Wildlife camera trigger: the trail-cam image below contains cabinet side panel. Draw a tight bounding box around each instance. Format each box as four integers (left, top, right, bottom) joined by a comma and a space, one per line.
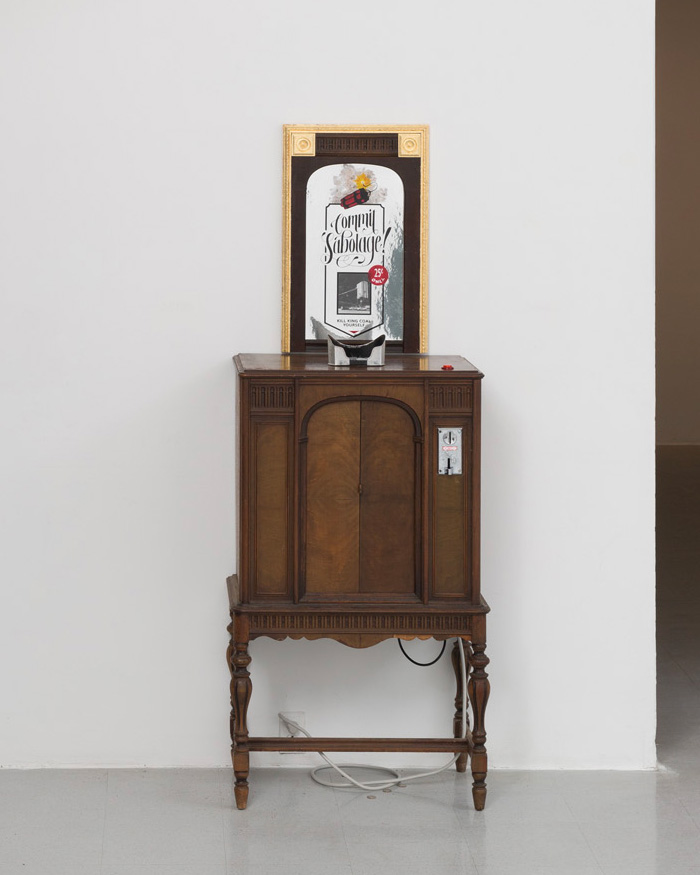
434, 475, 466, 595
471, 380, 481, 601
431, 418, 471, 598
359, 401, 418, 594
251, 420, 292, 597
304, 402, 361, 594
237, 376, 249, 602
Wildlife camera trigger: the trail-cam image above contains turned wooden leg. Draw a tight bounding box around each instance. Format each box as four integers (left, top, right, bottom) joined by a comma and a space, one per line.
467, 622, 490, 810
451, 639, 469, 772
228, 614, 252, 810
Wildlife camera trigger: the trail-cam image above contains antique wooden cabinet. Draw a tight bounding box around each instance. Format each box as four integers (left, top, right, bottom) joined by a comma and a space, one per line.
227, 353, 489, 810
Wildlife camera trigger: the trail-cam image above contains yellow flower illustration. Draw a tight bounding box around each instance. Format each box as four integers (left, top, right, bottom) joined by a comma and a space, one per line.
354, 172, 371, 190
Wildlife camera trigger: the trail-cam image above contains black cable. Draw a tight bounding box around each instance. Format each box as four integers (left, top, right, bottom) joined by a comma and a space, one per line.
397, 638, 447, 666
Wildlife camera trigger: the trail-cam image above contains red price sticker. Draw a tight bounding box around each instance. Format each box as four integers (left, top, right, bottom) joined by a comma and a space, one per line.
368, 265, 389, 286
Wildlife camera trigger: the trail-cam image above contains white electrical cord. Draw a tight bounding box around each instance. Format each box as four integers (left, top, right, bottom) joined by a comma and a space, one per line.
278, 637, 469, 791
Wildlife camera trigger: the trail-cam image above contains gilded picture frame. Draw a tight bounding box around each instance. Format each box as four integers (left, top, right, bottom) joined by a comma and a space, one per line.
282, 124, 429, 354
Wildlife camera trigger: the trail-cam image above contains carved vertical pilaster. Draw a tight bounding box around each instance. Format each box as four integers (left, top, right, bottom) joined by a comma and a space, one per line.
451, 640, 469, 772
467, 639, 490, 810
228, 615, 252, 810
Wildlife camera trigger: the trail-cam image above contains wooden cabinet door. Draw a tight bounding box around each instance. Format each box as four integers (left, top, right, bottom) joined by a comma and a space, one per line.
303, 398, 420, 599
358, 401, 417, 595
304, 401, 361, 595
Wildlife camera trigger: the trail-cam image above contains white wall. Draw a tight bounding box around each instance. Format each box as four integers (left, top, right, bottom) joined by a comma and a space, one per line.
657, 0, 700, 445
0, 0, 655, 769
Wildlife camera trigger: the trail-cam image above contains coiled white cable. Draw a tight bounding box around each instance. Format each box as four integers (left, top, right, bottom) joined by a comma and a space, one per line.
277, 637, 469, 791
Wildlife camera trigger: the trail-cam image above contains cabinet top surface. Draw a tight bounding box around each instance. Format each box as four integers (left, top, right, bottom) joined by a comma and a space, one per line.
234, 353, 483, 377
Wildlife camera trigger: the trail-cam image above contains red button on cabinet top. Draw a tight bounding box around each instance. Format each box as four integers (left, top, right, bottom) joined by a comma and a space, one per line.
441, 364, 454, 370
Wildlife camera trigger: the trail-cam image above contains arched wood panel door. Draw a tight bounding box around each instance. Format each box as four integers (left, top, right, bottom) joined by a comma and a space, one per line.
300, 398, 422, 600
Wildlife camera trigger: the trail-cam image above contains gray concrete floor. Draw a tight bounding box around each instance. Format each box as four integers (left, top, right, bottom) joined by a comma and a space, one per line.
1, 447, 699, 874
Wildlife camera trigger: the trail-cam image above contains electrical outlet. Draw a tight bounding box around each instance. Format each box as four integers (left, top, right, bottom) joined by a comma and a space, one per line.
278, 711, 305, 738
